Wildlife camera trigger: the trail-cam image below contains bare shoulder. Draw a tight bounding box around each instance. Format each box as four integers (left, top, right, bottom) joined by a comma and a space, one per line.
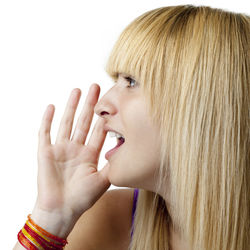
65, 188, 135, 250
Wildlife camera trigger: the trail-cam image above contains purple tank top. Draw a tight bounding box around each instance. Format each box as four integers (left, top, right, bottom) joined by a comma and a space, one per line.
131, 188, 139, 238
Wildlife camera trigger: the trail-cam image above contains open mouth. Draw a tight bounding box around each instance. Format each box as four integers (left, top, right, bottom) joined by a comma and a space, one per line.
116, 136, 125, 147
109, 131, 125, 149
105, 131, 125, 159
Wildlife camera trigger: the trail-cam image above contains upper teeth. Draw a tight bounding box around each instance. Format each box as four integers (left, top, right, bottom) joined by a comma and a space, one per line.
108, 131, 124, 139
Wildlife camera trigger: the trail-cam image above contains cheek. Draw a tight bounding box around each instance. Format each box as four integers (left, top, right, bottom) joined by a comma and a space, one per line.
107, 127, 160, 188
123, 100, 161, 166
108, 97, 161, 188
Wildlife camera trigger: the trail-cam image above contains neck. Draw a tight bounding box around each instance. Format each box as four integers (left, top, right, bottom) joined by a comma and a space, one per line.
169, 225, 190, 250
158, 191, 189, 250
153, 182, 190, 250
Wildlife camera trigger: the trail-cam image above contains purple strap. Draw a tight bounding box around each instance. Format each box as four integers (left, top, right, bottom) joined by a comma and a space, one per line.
131, 188, 139, 238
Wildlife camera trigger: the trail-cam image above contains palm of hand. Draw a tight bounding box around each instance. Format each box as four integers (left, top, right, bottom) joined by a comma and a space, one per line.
35, 85, 110, 217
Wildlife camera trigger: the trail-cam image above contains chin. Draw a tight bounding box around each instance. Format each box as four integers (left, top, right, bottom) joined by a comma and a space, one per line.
107, 172, 145, 191
108, 175, 128, 187
107, 170, 132, 188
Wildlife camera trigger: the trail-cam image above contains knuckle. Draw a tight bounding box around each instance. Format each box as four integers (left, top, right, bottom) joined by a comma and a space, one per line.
38, 127, 48, 136
81, 126, 89, 135
63, 117, 73, 126
38, 146, 53, 158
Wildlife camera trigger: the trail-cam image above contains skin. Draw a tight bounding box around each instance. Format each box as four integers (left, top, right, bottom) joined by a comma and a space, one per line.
14, 75, 188, 250
94, 74, 189, 250
94, 73, 162, 191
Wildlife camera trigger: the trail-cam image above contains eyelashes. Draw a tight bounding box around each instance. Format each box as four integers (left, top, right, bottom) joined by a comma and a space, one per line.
114, 73, 139, 89
124, 76, 137, 88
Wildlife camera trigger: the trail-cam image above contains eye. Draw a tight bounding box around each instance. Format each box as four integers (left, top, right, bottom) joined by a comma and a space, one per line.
124, 76, 137, 88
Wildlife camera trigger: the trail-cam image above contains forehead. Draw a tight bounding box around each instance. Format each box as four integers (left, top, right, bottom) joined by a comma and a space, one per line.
105, 18, 155, 86
105, 9, 174, 92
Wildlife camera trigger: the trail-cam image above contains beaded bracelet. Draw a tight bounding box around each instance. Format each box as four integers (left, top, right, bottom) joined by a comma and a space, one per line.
18, 214, 68, 250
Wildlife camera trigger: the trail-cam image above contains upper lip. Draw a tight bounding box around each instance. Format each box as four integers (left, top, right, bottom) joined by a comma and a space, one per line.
104, 125, 124, 137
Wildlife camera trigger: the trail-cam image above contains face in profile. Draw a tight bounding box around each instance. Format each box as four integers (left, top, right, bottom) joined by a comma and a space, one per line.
95, 73, 162, 191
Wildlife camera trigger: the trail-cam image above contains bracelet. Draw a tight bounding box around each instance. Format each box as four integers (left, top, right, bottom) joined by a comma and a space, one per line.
17, 214, 68, 250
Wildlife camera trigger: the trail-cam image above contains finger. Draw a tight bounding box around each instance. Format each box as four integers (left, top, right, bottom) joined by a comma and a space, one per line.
71, 84, 100, 144
98, 162, 110, 180
38, 104, 55, 147
87, 117, 107, 154
96, 162, 110, 189
55, 88, 81, 143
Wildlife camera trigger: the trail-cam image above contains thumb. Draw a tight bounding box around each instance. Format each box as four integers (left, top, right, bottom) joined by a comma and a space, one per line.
98, 162, 110, 188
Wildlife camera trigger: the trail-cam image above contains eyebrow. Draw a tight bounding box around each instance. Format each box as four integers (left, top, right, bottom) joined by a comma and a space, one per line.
119, 72, 137, 80
110, 72, 138, 85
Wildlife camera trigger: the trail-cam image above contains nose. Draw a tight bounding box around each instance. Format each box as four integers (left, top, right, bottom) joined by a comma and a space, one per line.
94, 87, 117, 118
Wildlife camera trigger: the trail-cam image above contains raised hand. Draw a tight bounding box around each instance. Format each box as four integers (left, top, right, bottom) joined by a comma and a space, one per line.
33, 84, 110, 230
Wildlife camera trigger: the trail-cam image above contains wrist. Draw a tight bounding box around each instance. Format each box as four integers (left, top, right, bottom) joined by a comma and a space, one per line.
31, 205, 80, 239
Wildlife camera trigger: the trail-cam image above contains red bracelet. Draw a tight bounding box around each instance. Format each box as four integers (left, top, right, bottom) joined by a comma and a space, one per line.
23, 223, 54, 249
18, 230, 37, 250
28, 214, 68, 245
17, 214, 68, 250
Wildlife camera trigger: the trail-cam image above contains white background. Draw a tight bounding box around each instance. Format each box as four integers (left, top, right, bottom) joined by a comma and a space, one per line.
0, 0, 249, 248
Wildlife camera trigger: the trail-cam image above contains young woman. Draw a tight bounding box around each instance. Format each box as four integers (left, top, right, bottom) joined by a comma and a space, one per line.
14, 5, 249, 250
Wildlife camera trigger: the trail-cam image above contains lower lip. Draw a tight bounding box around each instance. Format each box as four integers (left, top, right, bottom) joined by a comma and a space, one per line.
105, 140, 124, 160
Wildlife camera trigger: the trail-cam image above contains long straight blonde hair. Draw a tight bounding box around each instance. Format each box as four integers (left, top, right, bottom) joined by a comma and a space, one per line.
106, 5, 250, 250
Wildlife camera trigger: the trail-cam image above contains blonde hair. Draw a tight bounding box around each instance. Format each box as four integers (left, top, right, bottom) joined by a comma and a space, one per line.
106, 5, 250, 250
